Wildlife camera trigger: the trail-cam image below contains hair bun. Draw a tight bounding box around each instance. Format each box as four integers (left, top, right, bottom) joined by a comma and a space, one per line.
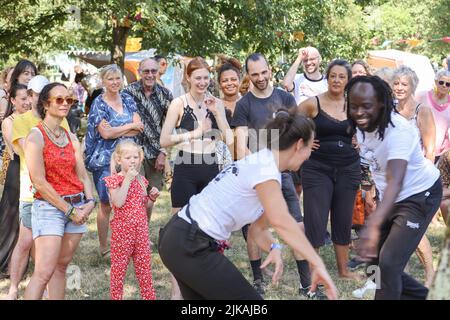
216, 54, 242, 72
273, 109, 290, 119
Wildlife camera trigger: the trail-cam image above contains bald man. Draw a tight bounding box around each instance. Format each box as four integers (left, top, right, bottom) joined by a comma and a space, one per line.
282, 46, 328, 105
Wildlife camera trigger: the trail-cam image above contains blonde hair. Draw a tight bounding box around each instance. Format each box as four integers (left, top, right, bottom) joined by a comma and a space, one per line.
99, 64, 123, 88
110, 139, 144, 174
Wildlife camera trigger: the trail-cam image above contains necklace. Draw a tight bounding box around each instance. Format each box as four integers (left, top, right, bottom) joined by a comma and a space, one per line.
42, 121, 62, 139
41, 122, 68, 148
189, 92, 204, 110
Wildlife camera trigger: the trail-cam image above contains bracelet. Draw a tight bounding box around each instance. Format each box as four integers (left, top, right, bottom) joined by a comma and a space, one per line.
270, 243, 284, 251
65, 205, 75, 220
182, 132, 190, 143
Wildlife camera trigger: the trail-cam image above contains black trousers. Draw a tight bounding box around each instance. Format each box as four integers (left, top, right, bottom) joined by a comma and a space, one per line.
374, 179, 442, 300
301, 159, 361, 247
158, 214, 262, 300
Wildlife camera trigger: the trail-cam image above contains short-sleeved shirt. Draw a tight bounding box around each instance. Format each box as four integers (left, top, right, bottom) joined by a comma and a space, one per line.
292, 73, 328, 105
84, 91, 137, 172
178, 148, 281, 240
357, 112, 440, 202
231, 88, 297, 152
103, 173, 149, 223
12, 110, 70, 202
123, 81, 173, 160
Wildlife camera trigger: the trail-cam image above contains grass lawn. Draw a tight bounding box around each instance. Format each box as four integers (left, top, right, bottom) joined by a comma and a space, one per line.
0, 189, 446, 300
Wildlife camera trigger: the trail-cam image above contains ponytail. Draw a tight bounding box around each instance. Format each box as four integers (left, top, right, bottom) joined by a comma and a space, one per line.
266, 108, 315, 150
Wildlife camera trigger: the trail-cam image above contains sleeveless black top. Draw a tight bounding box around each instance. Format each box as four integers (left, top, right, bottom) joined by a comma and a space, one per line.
176, 95, 219, 140
310, 96, 359, 166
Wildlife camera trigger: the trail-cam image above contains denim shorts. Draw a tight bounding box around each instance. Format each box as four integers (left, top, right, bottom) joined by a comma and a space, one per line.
92, 165, 111, 204
31, 196, 88, 240
19, 201, 33, 229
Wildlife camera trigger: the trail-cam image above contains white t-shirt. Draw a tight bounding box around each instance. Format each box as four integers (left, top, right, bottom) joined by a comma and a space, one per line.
178, 148, 281, 240
357, 112, 440, 202
293, 73, 328, 105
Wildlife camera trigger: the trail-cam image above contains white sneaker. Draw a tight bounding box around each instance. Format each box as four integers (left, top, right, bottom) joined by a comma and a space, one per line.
352, 280, 376, 299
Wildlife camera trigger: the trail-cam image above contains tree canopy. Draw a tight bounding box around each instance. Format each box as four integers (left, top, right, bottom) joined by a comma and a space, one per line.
0, 0, 448, 70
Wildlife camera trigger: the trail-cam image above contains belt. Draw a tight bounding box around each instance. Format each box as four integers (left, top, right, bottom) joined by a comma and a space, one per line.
63, 193, 84, 205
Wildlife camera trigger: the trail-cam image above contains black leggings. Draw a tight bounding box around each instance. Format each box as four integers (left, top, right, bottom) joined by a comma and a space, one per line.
373, 179, 442, 300
171, 151, 219, 208
301, 159, 361, 247
158, 214, 262, 300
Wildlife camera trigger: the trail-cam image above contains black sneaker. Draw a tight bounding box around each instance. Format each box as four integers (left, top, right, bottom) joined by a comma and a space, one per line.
299, 285, 328, 300
347, 257, 365, 271
253, 279, 265, 298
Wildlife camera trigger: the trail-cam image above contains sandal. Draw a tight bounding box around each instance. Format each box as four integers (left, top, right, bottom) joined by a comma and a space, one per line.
100, 249, 110, 259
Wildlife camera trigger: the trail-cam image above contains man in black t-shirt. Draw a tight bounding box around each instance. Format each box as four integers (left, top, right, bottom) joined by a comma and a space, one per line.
231, 53, 324, 299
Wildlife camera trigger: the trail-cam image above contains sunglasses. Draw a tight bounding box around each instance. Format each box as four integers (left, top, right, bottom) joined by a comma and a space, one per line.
438, 80, 450, 88
141, 69, 158, 75
48, 96, 77, 105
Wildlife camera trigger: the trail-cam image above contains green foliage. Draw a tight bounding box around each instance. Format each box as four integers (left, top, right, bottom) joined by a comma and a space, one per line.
0, 0, 448, 70
365, 0, 449, 62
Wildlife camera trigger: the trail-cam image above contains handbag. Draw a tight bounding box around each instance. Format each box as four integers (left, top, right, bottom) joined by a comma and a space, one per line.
215, 140, 233, 171
352, 189, 365, 226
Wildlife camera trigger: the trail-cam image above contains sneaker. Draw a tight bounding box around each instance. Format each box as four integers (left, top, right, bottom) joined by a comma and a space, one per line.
299, 285, 328, 300
253, 279, 265, 298
347, 257, 365, 271
352, 279, 377, 299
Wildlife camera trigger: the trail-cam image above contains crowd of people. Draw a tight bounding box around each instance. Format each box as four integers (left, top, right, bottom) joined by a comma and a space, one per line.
0, 47, 449, 300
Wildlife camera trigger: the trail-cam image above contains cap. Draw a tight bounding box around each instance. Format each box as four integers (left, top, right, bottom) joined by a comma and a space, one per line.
27, 75, 49, 94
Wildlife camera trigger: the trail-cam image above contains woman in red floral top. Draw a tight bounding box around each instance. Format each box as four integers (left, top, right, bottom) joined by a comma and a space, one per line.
24, 83, 95, 300
104, 140, 159, 300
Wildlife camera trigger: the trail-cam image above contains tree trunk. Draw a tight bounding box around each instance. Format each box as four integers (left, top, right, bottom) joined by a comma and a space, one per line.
110, 17, 131, 74
427, 226, 450, 299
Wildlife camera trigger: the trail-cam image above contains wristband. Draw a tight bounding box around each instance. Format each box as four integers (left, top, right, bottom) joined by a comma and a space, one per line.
182, 133, 190, 143
270, 243, 283, 251
65, 205, 75, 220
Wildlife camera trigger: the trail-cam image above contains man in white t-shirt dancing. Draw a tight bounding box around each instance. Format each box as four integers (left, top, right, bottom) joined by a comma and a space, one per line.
347, 75, 442, 300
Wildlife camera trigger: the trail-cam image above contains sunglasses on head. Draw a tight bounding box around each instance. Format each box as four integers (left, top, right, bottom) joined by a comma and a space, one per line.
438, 80, 450, 88
48, 96, 77, 105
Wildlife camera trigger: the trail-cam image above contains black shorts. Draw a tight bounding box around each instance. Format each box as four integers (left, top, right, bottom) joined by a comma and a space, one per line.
171, 151, 219, 208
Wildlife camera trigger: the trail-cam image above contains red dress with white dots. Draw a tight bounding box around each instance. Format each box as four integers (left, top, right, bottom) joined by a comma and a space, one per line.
104, 173, 156, 300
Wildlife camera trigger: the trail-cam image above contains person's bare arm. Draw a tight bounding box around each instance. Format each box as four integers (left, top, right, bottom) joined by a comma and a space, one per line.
417, 106, 436, 162
234, 126, 251, 159
97, 113, 143, 139
282, 49, 306, 92
297, 96, 319, 118
255, 180, 338, 299
358, 159, 407, 260
160, 97, 209, 148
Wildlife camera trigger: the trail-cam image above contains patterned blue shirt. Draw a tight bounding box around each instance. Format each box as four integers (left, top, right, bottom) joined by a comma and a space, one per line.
84, 91, 137, 172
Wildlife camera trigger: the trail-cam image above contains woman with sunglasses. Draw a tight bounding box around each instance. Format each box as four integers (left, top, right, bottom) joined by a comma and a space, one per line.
418, 69, 450, 160
23, 83, 95, 299
85, 64, 144, 259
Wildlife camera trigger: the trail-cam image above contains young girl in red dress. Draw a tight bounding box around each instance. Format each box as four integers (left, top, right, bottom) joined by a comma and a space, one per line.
104, 140, 160, 300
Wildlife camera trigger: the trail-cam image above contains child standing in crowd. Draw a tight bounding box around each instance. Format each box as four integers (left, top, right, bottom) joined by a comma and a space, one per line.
104, 140, 159, 300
